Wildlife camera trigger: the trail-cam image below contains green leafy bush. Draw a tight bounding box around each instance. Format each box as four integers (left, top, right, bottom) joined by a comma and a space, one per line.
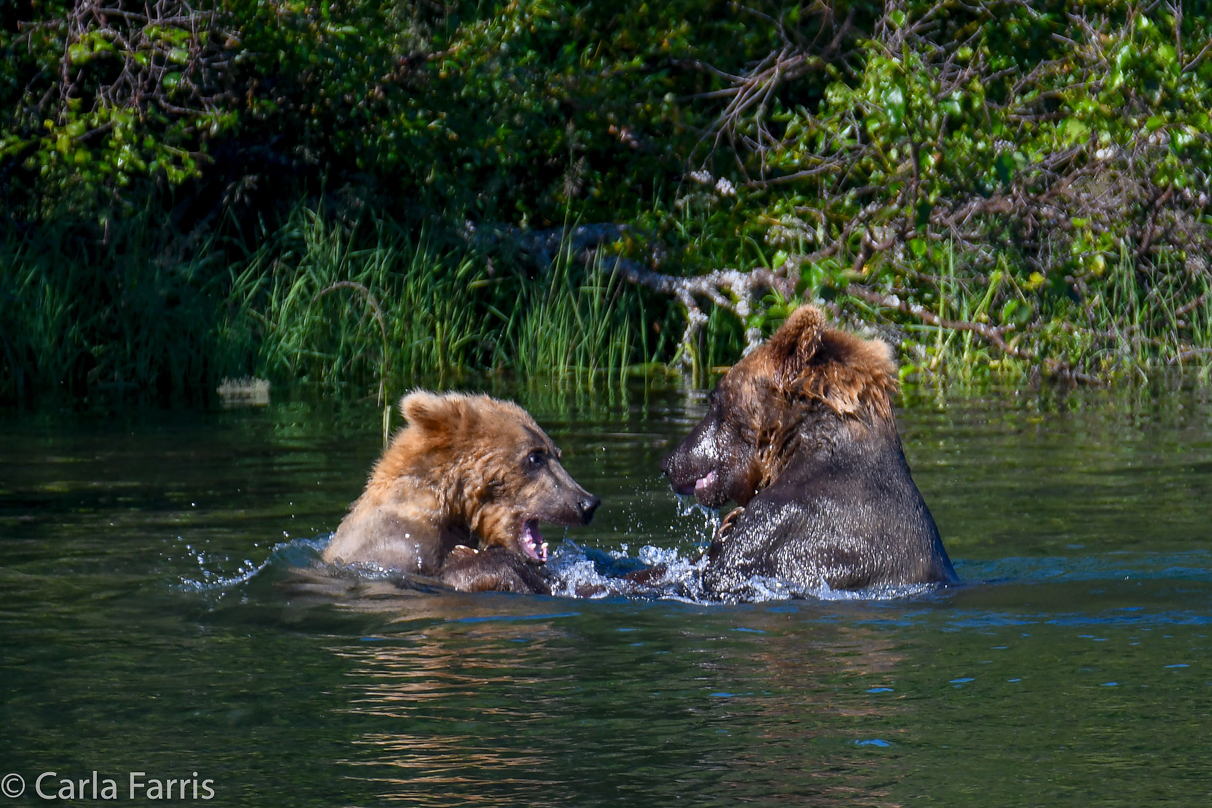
695, 1, 1212, 380
2, 1, 1211, 401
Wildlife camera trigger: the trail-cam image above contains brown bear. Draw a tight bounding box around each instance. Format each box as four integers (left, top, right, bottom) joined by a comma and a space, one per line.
661, 305, 956, 596
323, 391, 600, 594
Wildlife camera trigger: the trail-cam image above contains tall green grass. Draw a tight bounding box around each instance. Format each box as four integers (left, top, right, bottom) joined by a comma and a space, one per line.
0, 209, 230, 403
509, 244, 640, 389
223, 205, 651, 403
0, 202, 657, 405
223, 207, 497, 400
6, 199, 1212, 406
1083, 247, 1212, 380
849, 242, 1212, 388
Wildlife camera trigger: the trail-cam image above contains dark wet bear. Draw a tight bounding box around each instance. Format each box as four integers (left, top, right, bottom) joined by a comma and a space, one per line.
323, 391, 600, 594
661, 306, 956, 596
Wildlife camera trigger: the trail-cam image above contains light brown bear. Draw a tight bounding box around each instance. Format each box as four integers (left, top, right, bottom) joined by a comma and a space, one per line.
323, 391, 600, 594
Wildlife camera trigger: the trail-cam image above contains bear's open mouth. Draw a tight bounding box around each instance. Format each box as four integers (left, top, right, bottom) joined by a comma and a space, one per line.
686, 469, 719, 503
672, 468, 716, 497
519, 518, 549, 563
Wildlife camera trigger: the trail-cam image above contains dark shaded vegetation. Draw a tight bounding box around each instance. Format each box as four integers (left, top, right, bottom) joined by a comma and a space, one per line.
2, 1, 1210, 404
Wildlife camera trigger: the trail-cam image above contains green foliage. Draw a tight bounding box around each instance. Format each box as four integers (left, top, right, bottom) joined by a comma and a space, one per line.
1, 1, 237, 213
0, 210, 229, 401
661, 0, 1212, 382
509, 247, 642, 387
0, 202, 655, 404
226, 205, 648, 397
2, 0, 770, 222
3, 1, 1212, 400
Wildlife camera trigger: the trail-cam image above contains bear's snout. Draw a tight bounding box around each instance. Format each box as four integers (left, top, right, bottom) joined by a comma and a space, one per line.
660, 453, 697, 496
660, 436, 705, 497
577, 493, 601, 524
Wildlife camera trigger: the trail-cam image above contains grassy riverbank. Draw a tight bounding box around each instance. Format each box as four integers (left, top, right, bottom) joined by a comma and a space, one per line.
1, 204, 676, 405
4, 198, 1210, 407
3, 2, 1210, 403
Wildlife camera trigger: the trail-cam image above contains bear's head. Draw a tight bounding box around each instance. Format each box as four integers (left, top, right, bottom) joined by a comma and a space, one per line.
392, 391, 600, 562
660, 306, 897, 508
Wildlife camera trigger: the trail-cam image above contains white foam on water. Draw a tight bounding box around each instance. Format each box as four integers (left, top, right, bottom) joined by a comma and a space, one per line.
175, 535, 331, 592
547, 545, 609, 598
546, 540, 708, 601
547, 539, 942, 604
172, 530, 947, 605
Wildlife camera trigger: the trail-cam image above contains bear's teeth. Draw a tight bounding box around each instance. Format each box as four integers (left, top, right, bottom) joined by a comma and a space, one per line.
521, 519, 545, 561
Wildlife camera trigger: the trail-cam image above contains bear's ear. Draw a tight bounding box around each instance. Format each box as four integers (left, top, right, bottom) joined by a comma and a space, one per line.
766, 305, 825, 386
399, 391, 473, 437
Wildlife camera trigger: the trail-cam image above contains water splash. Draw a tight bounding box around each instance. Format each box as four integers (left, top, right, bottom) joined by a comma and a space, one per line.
547, 540, 711, 601
171, 533, 1209, 606
545, 541, 939, 603
173, 527, 948, 604
175, 535, 330, 592
672, 493, 721, 542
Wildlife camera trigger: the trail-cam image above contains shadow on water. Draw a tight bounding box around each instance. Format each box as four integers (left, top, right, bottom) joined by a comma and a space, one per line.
3, 383, 1212, 805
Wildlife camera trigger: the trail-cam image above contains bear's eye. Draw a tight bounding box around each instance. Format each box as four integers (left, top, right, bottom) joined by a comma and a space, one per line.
527, 450, 547, 469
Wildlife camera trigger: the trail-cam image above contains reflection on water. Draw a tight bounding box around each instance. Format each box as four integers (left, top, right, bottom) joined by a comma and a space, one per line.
2, 384, 1211, 806
326, 601, 915, 806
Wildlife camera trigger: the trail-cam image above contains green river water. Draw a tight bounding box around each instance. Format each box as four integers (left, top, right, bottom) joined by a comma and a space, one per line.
2, 384, 1210, 806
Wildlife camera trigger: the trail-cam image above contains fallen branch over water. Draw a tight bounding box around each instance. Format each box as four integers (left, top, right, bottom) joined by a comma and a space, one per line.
466, 222, 795, 368
470, 221, 1110, 383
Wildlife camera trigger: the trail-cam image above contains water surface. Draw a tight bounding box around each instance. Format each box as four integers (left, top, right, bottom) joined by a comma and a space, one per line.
2, 385, 1210, 805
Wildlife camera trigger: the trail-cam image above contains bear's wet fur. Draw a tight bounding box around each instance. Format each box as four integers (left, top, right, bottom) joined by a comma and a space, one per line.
323, 391, 600, 594
661, 305, 956, 596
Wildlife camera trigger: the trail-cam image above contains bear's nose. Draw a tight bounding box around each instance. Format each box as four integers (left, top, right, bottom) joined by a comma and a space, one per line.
578, 494, 601, 523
